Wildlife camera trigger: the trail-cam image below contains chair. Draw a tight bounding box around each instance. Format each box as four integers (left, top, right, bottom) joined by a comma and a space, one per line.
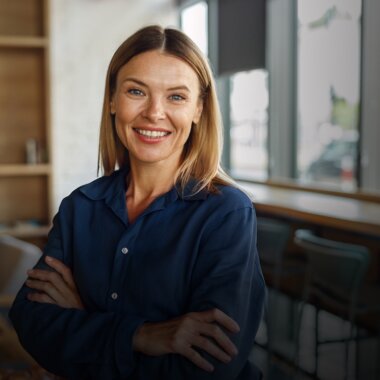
294, 229, 379, 379
0, 235, 42, 370
0, 235, 42, 296
257, 217, 292, 290
255, 217, 306, 373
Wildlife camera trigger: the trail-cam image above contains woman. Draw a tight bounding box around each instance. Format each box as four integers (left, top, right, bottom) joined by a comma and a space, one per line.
9, 25, 265, 379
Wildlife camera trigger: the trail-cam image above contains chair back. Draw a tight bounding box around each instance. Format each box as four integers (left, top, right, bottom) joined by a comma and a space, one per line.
294, 229, 370, 315
257, 217, 291, 267
0, 235, 42, 295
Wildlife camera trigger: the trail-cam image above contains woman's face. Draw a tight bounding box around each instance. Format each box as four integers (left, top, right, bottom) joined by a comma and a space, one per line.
111, 50, 203, 169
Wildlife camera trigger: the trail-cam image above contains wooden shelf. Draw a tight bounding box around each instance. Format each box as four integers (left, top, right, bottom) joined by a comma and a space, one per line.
0, 0, 51, 247
0, 164, 51, 177
0, 224, 51, 238
0, 35, 47, 48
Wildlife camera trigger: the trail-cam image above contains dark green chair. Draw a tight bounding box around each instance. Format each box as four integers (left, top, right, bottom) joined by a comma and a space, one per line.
294, 229, 379, 379
257, 217, 292, 290
255, 217, 306, 373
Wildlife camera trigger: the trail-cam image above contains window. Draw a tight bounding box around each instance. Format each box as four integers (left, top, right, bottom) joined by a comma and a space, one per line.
297, 0, 362, 191
179, 0, 380, 196
180, 1, 208, 56
230, 70, 269, 181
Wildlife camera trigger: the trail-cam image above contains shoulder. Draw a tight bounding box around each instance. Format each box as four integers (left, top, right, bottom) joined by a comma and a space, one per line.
194, 184, 254, 223
77, 169, 125, 200
67, 169, 125, 201
58, 169, 125, 212
210, 184, 254, 211
197, 185, 256, 241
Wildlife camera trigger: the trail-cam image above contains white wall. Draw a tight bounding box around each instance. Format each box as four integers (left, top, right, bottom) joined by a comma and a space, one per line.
50, 0, 178, 211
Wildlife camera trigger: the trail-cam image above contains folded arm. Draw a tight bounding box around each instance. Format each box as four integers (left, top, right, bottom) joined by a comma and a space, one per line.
25, 256, 240, 374
10, 203, 265, 379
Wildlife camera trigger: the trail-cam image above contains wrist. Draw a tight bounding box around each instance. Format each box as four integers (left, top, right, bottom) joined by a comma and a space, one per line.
132, 323, 147, 353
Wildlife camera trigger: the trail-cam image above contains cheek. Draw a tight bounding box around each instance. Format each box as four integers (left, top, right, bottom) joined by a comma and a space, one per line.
175, 119, 194, 149
114, 120, 128, 148
172, 108, 196, 129
114, 114, 134, 150
173, 116, 192, 141
114, 100, 138, 123
113, 101, 140, 140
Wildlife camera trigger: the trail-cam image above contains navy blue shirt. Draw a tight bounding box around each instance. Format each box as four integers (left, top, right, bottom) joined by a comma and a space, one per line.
9, 168, 265, 379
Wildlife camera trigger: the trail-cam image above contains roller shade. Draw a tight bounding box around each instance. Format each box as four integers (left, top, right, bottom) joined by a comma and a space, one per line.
178, 0, 266, 76
217, 0, 266, 76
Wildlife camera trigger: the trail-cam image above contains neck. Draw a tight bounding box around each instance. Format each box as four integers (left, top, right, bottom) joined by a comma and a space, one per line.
126, 159, 179, 202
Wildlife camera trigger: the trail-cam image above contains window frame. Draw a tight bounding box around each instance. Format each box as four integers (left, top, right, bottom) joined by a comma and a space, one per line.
178, 0, 380, 202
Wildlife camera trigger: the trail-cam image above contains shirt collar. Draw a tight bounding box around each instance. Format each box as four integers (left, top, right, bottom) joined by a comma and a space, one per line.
79, 167, 208, 204
79, 167, 127, 202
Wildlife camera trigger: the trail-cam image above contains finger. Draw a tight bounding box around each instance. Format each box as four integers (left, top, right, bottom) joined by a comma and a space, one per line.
192, 335, 231, 364
27, 268, 84, 310
27, 268, 58, 281
26, 270, 72, 306
27, 291, 56, 305
182, 346, 214, 372
45, 256, 76, 288
202, 308, 240, 333
25, 279, 65, 305
27, 269, 65, 291
27, 268, 71, 297
197, 321, 238, 357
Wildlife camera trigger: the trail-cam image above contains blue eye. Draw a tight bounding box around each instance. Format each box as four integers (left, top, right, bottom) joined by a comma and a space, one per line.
128, 88, 144, 96
169, 94, 185, 101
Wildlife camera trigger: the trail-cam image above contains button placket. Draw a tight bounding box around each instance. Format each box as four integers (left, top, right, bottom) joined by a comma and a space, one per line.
109, 235, 134, 307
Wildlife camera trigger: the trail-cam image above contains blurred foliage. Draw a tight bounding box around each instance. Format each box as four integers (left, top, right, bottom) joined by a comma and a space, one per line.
330, 87, 359, 130
309, 5, 337, 29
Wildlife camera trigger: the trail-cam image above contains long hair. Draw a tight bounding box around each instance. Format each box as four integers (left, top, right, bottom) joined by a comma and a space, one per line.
98, 25, 234, 193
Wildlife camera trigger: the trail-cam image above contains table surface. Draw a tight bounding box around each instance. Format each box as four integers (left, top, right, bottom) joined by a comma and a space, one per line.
239, 182, 380, 237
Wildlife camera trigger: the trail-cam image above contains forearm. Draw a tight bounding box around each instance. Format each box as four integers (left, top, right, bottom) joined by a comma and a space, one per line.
9, 289, 144, 378
130, 282, 265, 380
132, 327, 255, 380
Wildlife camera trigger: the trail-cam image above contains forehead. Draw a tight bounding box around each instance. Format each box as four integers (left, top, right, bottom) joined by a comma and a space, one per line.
116, 50, 200, 90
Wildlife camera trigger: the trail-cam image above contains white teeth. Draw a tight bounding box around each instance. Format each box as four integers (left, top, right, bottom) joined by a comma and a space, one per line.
135, 129, 170, 138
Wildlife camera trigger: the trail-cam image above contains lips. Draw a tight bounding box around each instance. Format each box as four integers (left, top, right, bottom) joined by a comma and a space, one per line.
133, 128, 171, 140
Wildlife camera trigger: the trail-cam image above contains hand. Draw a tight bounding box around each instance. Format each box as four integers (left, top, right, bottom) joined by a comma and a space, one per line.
26, 256, 84, 310
132, 308, 240, 372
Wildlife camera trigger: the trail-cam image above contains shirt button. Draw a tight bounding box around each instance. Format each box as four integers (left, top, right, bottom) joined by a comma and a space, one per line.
121, 247, 129, 254
111, 292, 118, 300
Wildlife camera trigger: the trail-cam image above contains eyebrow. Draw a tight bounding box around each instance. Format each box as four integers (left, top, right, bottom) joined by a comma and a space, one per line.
121, 77, 191, 92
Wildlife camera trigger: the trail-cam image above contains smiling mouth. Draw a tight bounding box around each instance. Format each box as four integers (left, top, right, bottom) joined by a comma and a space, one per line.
134, 128, 171, 139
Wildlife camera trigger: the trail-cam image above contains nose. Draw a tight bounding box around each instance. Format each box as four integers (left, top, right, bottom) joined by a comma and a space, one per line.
142, 96, 166, 122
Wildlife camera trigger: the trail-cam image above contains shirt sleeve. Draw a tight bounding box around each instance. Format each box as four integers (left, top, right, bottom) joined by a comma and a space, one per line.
9, 201, 265, 379
8, 200, 145, 379
135, 206, 266, 379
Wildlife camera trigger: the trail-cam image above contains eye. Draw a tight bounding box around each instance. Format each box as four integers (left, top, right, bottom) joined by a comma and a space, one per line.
169, 94, 186, 102
128, 88, 144, 96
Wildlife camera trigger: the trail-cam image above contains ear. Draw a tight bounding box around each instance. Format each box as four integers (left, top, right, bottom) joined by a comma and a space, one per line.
193, 99, 203, 125
110, 96, 116, 115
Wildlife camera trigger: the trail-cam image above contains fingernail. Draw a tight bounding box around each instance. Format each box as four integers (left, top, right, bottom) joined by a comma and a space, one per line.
27, 269, 33, 275
206, 364, 214, 372
223, 355, 231, 363
45, 256, 52, 262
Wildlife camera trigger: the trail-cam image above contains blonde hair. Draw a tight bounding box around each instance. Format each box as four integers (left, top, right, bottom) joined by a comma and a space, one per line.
98, 25, 234, 193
